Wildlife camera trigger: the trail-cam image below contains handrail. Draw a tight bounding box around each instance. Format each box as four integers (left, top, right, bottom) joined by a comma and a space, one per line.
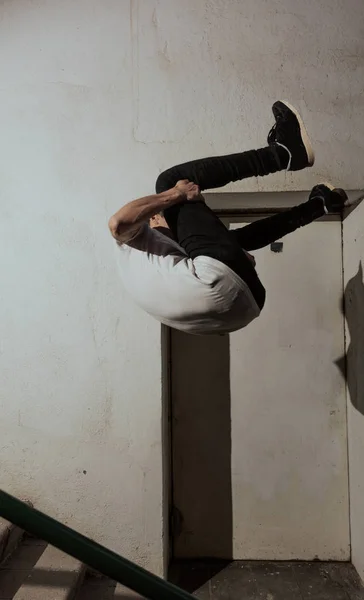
0, 490, 194, 600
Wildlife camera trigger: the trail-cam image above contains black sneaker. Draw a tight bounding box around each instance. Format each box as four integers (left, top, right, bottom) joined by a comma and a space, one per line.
268, 100, 315, 171
309, 183, 348, 213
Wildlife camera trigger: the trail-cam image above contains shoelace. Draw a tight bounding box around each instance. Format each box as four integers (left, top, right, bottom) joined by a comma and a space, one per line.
267, 123, 277, 144
310, 193, 329, 214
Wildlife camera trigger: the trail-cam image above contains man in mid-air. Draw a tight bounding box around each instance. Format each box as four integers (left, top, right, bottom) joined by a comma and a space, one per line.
109, 101, 347, 335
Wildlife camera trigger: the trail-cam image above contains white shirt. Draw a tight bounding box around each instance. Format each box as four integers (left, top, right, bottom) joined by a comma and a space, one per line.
114, 224, 260, 335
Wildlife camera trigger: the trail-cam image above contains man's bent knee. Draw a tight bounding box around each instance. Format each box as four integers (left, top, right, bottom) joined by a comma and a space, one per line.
155, 168, 180, 194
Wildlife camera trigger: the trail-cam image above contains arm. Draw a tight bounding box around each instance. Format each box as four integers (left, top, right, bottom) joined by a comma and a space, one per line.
108, 188, 180, 242
108, 180, 200, 243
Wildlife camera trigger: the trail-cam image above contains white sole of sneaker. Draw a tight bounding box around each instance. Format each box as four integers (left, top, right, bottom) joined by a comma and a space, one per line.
320, 181, 334, 190
318, 181, 349, 210
320, 181, 348, 200
282, 100, 315, 166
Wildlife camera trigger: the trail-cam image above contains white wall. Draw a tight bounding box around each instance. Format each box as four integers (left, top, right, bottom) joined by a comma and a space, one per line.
0, 0, 363, 573
0, 0, 167, 575
343, 203, 364, 581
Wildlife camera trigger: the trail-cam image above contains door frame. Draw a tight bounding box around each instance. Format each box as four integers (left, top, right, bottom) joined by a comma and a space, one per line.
164, 202, 343, 567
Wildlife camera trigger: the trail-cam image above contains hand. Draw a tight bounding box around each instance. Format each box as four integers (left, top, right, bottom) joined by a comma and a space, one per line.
245, 251, 256, 267
174, 179, 201, 201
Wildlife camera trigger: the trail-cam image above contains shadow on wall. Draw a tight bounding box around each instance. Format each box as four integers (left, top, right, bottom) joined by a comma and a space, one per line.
336, 261, 364, 416
169, 330, 232, 587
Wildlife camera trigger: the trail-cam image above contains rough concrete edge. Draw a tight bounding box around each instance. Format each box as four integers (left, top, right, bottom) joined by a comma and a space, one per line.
342, 194, 364, 220
12, 548, 86, 600
0, 501, 33, 565
114, 582, 144, 598
72, 562, 87, 600
206, 190, 362, 213
83, 570, 144, 598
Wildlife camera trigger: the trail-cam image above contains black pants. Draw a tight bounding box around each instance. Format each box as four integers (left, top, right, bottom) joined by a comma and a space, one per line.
155, 145, 325, 310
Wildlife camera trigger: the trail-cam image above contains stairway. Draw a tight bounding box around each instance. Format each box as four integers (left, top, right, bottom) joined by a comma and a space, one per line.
1, 517, 364, 599
0, 518, 142, 599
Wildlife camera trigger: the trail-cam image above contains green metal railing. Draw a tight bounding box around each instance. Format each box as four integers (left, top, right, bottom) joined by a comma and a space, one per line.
0, 490, 194, 600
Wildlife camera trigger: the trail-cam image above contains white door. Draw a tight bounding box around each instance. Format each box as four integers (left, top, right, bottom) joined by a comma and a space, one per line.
171, 218, 349, 560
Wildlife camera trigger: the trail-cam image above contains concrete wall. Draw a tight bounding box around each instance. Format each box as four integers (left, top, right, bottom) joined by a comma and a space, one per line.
0, 0, 167, 574
0, 0, 363, 573
343, 203, 364, 581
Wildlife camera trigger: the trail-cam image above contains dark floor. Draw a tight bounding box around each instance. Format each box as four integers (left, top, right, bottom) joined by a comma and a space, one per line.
170, 561, 364, 600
